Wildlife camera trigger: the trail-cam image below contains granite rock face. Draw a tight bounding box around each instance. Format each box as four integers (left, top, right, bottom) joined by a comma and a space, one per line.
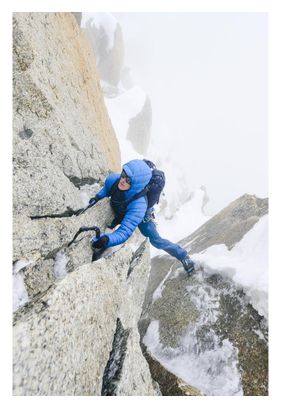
13, 12, 156, 396
13, 235, 157, 396
13, 12, 120, 221
72, 12, 82, 26
13, 198, 113, 304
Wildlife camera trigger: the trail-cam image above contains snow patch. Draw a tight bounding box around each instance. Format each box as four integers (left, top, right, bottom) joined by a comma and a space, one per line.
175, 333, 242, 396
143, 320, 161, 353
53, 251, 68, 279
13, 260, 32, 275
144, 316, 242, 396
253, 328, 267, 342
13, 260, 32, 312
152, 265, 173, 302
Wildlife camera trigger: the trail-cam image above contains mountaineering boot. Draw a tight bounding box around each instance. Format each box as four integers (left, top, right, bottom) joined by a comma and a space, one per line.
181, 256, 195, 275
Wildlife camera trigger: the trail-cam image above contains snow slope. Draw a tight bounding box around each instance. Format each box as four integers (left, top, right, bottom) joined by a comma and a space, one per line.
193, 215, 268, 319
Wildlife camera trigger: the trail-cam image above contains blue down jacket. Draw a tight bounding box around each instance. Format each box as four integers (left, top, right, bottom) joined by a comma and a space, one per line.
95, 159, 152, 247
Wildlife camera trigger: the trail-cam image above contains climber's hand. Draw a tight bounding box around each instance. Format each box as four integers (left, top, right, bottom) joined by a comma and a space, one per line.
89, 197, 97, 206
91, 234, 109, 249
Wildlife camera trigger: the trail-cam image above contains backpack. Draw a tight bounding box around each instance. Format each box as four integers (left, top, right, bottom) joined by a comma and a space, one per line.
109, 159, 165, 222
142, 159, 165, 208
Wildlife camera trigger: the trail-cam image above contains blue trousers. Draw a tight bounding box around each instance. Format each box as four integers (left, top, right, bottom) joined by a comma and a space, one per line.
138, 220, 188, 261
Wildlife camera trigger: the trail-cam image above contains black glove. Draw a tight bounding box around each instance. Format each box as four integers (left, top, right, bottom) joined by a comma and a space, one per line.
89, 195, 100, 206
74, 196, 100, 216
91, 235, 109, 249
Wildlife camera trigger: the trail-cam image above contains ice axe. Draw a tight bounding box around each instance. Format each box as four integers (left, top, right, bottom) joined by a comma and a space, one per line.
73, 202, 94, 216
30, 202, 96, 219
67, 225, 105, 261
74, 197, 100, 216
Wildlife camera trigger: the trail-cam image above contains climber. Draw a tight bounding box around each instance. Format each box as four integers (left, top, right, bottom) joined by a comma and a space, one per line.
89, 159, 195, 274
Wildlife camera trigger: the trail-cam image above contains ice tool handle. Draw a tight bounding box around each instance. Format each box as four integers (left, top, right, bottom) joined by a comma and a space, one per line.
67, 226, 101, 247
74, 202, 94, 216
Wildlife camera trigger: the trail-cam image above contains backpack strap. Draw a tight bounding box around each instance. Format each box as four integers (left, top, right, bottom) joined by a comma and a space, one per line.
125, 186, 149, 206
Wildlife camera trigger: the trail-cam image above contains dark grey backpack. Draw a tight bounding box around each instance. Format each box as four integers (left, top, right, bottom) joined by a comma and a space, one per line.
142, 159, 165, 208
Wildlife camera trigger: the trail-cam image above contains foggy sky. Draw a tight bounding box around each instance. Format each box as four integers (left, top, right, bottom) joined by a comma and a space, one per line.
114, 12, 268, 213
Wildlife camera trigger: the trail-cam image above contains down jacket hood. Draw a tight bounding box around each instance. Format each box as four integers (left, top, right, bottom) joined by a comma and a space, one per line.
122, 159, 152, 199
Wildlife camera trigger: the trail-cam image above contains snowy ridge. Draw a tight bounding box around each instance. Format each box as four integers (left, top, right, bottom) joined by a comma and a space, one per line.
193, 214, 268, 319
